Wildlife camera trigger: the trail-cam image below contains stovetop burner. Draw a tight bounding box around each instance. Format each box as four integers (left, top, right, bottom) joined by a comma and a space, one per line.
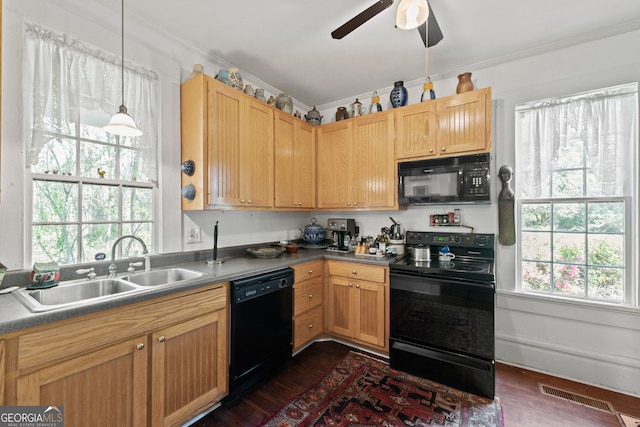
390, 231, 496, 283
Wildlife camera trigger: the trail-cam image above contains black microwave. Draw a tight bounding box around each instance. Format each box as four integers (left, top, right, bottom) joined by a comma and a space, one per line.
398, 153, 491, 205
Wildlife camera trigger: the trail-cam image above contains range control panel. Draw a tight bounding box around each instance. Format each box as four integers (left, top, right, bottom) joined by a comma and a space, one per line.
405, 231, 495, 249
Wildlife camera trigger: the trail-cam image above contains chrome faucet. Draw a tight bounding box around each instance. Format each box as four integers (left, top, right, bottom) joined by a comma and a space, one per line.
108, 235, 149, 278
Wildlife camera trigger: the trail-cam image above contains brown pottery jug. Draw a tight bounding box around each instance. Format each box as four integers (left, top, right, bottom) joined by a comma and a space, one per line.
456, 72, 474, 94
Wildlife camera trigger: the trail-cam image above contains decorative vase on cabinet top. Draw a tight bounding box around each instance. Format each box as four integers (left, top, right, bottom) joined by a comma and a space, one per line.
350, 99, 363, 117
390, 81, 408, 108
276, 93, 293, 114
254, 88, 266, 102
335, 107, 349, 121
228, 67, 244, 91
421, 78, 436, 101
456, 72, 474, 94
305, 106, 323, 126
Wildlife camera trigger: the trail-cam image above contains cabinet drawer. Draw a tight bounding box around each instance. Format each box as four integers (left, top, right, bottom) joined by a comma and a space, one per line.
293, 277, 323, 316
292, 260, 324, 283
327, 261, 386, 283
293, 305, 323, 350
17, 284, 228, 371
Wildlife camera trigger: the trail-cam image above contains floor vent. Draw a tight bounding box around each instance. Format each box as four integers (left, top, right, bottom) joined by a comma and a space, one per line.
539, 384, 615, 413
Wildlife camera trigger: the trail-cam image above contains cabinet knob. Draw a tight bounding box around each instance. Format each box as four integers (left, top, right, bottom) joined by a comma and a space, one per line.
356, 284, 360, 289
429, 148, 434, 153
441, 147, 446, 151
247, 200, 252, 204
347, 202, 352, 206
240, 199, 246, 203
308, 294, 313, 299
348, 283, 353, 287
136, 343, 145, 350
351, 270, 357, 275
158, 336, 166, 343
353, 202, 358, 206
308, 270, 313, 275
307, 324, 314, 329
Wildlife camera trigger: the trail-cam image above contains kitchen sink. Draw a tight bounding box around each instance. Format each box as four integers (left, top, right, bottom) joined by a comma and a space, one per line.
121, 267, 203, 287
14, 278, 140, 312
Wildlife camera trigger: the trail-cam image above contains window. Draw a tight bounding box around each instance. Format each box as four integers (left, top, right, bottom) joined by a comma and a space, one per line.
515, 84, 637, 304
24, 23, 159, 265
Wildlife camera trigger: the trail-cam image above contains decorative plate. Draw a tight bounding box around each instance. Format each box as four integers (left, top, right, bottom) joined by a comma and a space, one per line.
246, 247, 286, 259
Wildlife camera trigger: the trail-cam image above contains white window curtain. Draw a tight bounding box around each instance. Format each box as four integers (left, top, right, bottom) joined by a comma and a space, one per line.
515, 84, 637, 199
23, 22, 159, 180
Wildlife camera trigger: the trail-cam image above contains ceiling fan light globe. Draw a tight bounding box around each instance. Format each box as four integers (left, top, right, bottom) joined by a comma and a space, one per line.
396, 0, 429, 30
103, 105, 143, 137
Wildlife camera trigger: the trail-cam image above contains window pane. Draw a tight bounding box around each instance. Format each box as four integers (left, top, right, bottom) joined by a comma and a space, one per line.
32, 224, 78, 264
522, 204, 551, 231
33, 136, 77, 175
588, 234, 624, 267
553, 203, 585, 232
588, 267, 623, 301
79, 141, 117, 179
33, 181, 78, 223
83, 184, 119, 221
553, 233, 585, 263
82, 223, 119, 262
120, 147, 151, 182
122, 187, 153, 221
120, 223, 152, 257
79, 107, 111, 142
588, 202, 624, 233
552, 169, 584, 198
521, 231, 551, 261
553, 263, 585, 296
522, 261, 551, 292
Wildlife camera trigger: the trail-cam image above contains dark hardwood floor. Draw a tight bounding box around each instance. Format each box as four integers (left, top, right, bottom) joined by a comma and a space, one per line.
192, 341, 640, 427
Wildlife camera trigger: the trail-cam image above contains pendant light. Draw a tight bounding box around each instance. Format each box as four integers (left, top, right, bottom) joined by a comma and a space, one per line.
104, 0, 142, 137
395, 0, 429, 30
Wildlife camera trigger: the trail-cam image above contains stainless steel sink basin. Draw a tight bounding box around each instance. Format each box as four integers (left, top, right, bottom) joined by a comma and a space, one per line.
14, 278, 140, 312
122, 268, 203, 287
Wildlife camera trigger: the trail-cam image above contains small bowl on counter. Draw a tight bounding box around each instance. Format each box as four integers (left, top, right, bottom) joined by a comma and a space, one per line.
285, 243, 300, 254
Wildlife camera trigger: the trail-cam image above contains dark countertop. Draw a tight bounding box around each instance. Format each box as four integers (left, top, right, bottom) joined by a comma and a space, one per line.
0, 246, 400, 335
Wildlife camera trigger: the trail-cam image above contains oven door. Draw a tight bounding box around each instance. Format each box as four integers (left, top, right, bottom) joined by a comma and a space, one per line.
389, 272, 494, 360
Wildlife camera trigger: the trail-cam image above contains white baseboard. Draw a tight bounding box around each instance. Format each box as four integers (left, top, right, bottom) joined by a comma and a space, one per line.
497, 331, 640, 398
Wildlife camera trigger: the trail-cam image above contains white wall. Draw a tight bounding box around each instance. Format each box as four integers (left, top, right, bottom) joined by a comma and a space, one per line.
2, 0, 639, 397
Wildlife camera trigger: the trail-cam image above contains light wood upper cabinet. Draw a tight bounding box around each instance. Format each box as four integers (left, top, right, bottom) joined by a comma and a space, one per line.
396, 101, 437, 160
274, 112, 316, 209
317, 112, 396, 210
316, 121, 351, 209
181, 75, 273, 210
396, 87, 492, 161
436, 87, 491, 156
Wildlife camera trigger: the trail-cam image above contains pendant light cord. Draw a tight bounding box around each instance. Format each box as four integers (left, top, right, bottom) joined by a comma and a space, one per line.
425, 1, 429, 79
121, 0, 125, 107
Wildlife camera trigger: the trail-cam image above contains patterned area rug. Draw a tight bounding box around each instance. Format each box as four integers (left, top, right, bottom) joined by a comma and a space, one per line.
259, 351, 504, 427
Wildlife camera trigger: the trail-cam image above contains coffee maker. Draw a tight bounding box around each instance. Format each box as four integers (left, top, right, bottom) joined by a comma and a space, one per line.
326, 218, 356, 252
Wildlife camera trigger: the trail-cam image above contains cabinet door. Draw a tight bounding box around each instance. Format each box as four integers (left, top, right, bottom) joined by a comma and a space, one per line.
316, 121, 352, 208
241, 98, 274, 208
293, 120, 316, 208
16, 336, 148, 427
274, 114, 315, 208
274, 112, 296, 208
436, 88, 491, 155
396, 101, 437, 160
354, 281, 386, 347
151, 311, 228, 427
351, 112, 396, 208
209, 82, 242, 206
327, 276, 355, 337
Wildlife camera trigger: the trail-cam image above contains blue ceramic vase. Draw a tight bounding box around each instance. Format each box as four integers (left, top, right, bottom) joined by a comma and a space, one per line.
390, 81, 408, 108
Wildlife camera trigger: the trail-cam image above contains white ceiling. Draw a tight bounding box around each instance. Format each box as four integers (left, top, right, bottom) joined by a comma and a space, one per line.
111, 0, 640, 105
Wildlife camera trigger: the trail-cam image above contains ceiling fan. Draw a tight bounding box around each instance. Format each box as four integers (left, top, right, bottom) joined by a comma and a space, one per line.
331, 0, 443, 47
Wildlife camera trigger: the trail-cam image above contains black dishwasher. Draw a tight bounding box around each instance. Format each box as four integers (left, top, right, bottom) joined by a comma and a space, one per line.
225, 268, 293, 404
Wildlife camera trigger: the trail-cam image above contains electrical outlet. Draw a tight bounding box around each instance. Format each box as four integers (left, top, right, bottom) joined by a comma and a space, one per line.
187, 227, 201, 243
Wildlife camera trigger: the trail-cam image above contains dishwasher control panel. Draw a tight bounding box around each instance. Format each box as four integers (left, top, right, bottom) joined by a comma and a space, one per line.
232, 268, 293, 303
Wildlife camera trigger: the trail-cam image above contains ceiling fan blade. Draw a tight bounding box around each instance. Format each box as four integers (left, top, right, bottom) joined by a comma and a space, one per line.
331, 0, 395, 40
418, 3, 444, 47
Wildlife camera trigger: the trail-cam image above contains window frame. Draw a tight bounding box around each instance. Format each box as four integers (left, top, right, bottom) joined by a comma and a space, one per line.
514, 84, 638, 307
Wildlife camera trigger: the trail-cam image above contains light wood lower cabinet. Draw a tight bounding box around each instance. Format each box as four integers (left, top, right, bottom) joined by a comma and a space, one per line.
8, 285, 228, 427
292, 260, 324, 351
326, 261, 388, 351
